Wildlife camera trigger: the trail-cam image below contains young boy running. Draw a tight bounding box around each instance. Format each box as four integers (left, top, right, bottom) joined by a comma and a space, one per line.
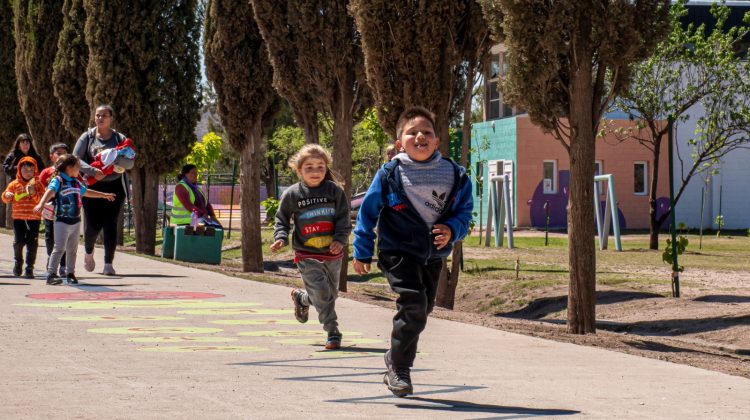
39, 143, 70, 276
353, 106, 473, 397
2, 157, 44, 278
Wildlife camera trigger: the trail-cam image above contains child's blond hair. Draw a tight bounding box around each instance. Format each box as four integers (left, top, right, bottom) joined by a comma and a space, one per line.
288, 144, 342, 186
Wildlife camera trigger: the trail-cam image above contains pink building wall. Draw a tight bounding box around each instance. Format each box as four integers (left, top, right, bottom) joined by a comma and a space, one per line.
515, 116, 670, 230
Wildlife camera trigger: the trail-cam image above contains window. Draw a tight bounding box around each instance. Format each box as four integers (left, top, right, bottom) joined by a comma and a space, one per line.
634, 162, 648, 195
500, 52, 509, 76
594, 160, 604, 195
490, 54, 500, 79
488, 81, 501, 120
543, 160, 557, 194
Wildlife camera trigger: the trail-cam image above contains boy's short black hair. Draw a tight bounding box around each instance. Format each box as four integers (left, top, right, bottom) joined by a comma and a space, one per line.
396, 106, 436, 140
49, 143, 69, 154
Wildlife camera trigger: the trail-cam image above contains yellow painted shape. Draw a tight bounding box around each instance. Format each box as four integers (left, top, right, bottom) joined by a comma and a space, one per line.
128, 336, 237, 343
237, 330, 363, 337
138, 345, 267, 353
177, 308, 292, 315
303, 235, 332, 249
209, 319, 303, 325
275, 338, 382, 345
87, 326, 223, 335
17, 300, 262, 310
60, 316, 184, 321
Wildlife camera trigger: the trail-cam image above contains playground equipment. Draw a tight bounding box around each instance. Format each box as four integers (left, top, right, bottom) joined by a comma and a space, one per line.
593, 174, 622, 251
485, 174, 514, 248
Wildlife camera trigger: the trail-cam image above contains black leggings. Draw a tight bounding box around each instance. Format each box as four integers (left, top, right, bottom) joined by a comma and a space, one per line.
82, 178, 126, 264
13, 219, 40, 269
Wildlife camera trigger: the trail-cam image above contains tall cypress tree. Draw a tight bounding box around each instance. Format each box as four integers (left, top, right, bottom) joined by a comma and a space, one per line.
349, 0, 474, 154
251, 0, 370, 290
205, 0, 280, 273
1, 0, 28, 227
53, 0, 90, 139
84, 0, 202, 255
12, 0, 66, 158
481, 0, 670, 333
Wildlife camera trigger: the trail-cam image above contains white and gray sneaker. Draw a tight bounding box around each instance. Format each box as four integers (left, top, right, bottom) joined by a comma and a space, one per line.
383, 350, 413, 397
84, 253, 95, 272
103, 263, 116, 276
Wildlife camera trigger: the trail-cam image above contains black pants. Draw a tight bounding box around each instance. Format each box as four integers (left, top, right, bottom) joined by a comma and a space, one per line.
43, 219, 65, 269
13, 219, 40, 269
378, 251, 443, 368
82, 178, 125, 264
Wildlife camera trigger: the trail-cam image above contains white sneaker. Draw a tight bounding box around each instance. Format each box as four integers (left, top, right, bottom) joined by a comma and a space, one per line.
103, 263, 116, 276
84, 253, 95, 272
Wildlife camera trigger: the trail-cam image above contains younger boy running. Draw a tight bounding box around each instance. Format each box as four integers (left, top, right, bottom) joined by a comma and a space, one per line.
2, 157, 44, 278
353, 106, 473, 397
39, 143, 70, 276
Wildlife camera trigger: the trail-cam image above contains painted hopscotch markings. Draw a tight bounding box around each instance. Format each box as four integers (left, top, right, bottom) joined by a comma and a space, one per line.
88, 326, 223, 335
17, 300, 263, 310
308, 350, 385, 358
26, 291, 224, 301
138, 345, 268, 353
128, 336, 238, 343
177, 308, 292, 316
210, 319, 304, 325
60, 315, 185, 322
237, 330, 363, 338
276, 338, 382, 346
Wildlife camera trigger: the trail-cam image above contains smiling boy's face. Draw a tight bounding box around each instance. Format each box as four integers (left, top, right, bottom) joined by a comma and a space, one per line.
395, 116, 439, 162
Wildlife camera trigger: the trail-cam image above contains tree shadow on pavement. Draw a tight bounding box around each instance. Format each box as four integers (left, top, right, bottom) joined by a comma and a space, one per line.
499, 290, 663, 319
693, 295, 750, 304
396, 396, 579, 417
597, 314, 750, 336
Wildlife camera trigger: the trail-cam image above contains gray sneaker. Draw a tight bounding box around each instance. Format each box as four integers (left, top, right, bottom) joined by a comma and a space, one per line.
383, 350, 413, 397
84, 253, 95, 272
291, 289, 309, 323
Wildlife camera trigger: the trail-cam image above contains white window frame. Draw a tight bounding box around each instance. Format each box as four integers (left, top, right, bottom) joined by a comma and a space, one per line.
543, 160, 557, 194
634, 161, 648, 195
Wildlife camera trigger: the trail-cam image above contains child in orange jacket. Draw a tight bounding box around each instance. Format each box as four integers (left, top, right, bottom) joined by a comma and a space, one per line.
2, 156, 44, 278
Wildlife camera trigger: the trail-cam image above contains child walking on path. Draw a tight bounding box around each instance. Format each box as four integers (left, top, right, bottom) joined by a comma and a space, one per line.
2, 156, 44, 278
352, 106, 473, 397
39, 143, 70, 277
34, 154, 115, 285
270, 144, 351, 350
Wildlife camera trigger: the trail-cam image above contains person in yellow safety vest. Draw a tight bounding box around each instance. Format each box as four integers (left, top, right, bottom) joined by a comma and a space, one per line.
171, 164, 220, 226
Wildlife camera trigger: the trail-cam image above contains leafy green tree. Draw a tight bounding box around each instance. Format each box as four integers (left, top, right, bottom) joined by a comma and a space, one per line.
84, 0, 202, 255
205, 0, 280, 272
481, 0, 670, 333
53, 0, 89, 139
12, 0, 66, 158
0, 0, 28, 227
185, 132, 224, 180
610, 1, 750, 250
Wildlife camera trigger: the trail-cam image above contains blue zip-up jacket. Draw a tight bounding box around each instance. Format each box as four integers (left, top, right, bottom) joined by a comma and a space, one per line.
352, 156, 473, 265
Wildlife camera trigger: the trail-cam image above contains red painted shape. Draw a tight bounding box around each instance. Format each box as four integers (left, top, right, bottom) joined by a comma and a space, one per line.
26, 291, 224, 301
301, 221, 334, 236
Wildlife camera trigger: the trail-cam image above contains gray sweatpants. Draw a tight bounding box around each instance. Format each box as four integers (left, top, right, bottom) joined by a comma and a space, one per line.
48, 221, 80, 275
296, 258, 342, 333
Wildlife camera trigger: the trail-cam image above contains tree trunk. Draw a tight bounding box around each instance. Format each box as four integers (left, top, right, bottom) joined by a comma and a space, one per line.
648, 134, 664, 250
0, 175, 7, 228
331, 92, 354, 292
301, 115, 319, 145
239, 127, 264, 272
130, 167, 159, 255
436, 61, 475, 309
566, 50, 597, 335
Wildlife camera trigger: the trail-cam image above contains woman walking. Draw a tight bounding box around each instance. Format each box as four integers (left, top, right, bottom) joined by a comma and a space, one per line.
72, 105, 134, 275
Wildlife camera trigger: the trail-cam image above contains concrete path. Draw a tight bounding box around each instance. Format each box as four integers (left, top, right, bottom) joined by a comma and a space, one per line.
1, 233, 748, 419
